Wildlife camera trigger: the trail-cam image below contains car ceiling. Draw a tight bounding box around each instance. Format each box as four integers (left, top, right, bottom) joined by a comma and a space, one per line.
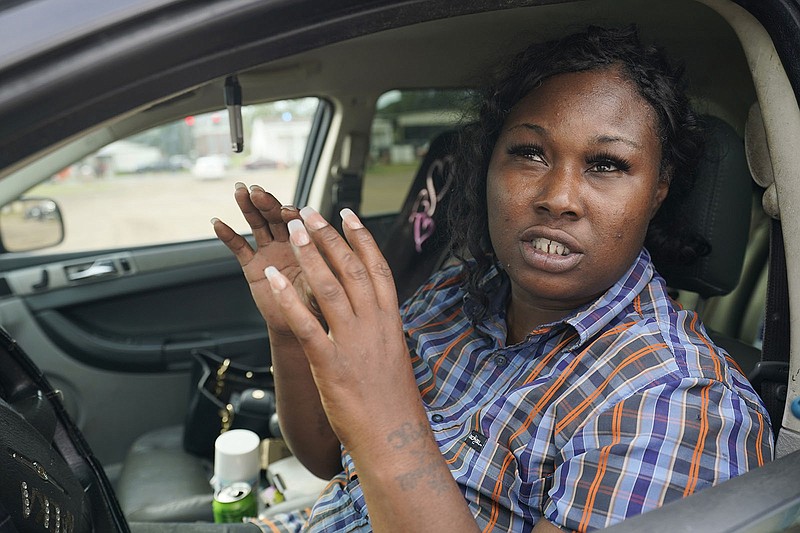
0, 0, 756, 183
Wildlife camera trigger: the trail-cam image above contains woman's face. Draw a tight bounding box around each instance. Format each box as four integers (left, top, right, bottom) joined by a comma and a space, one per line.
486, 67, 668, 318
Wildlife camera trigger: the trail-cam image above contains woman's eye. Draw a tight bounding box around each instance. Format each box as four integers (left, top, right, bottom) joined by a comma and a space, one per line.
508, 144, 544, 162
591, 161, 618, 172
588, 156, 631, 173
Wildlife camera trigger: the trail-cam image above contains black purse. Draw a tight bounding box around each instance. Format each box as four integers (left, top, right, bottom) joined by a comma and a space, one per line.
182, 349, 276, 459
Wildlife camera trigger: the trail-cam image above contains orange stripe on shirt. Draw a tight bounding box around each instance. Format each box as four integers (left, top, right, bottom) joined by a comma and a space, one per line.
419, 326, 475, 397
482, 451, 517, 533
506, 338, 586, 447
683, 383, 711, 497
689, 313, 723, 381
555, 343, 668, 435
445, 441, 468, 465
262, 520, 283, 533
578, 401, 625, 533
508, 322, 638, 447
522, 320, 635, 390
754, 410, 766, 467
407, 307, 462, 335
521, 332, 579, 386
419, 271, 465, 292
724, 355, 745, 376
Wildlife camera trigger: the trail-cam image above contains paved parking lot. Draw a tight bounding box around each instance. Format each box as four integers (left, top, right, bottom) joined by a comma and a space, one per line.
25, 165, 413, 253
31, 169, 298, 252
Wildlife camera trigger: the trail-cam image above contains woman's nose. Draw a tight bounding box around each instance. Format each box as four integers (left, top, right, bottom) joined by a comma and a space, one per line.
532, 166, 583, 219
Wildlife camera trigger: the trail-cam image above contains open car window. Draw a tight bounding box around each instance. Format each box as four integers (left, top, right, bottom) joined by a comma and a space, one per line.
361, 89, 476, 217
16, 97, 323, 254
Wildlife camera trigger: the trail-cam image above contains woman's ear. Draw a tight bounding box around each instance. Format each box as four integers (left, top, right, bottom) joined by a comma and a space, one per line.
651, 178, 670, 219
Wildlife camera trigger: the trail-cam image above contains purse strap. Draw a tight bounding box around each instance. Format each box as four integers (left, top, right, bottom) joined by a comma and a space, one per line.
215, 357, 231, 396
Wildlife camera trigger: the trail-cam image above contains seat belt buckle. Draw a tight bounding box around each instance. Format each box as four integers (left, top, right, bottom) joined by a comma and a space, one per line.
749, 360, 790, 390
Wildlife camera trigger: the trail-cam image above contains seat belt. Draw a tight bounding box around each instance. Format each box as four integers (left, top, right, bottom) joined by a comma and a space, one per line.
331, 133, 367, 233
332, 170, 362, 236
749, 218, 790, 438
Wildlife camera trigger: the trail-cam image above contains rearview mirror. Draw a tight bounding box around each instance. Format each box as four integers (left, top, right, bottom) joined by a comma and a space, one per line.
0, 198, 65, 253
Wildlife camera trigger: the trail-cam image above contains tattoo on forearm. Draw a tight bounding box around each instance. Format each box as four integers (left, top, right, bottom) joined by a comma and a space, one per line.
384, 421, 451, 494
394, 455, 452, 495
387, 421, 429, 450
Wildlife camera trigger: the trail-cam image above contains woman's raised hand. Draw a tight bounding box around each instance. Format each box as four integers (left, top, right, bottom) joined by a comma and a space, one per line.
212, 183, 315, 337
263, 206, 427, 450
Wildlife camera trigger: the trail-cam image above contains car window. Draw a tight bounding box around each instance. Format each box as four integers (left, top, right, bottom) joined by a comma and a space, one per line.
18, 97, 322, 253
361, 89, 475, 216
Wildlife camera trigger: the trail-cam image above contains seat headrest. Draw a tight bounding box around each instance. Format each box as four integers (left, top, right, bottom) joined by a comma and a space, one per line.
381, 130, 458, 304
657, 116, 753, 298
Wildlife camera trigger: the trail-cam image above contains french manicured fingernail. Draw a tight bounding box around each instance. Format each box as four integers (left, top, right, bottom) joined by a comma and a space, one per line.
340, 208, 363, 230
264, 266, 287, 290
235, 182, 246, 190
299, 206, 327, 230
287, 219, 310, 246
249, 184, 264, 192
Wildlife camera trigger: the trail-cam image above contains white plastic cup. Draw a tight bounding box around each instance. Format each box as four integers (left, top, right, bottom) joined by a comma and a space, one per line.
213, 429, 261, 490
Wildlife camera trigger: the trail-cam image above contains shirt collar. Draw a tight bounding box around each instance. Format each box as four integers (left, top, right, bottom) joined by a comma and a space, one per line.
565, 248, 654, 347
464, 248, 655, 347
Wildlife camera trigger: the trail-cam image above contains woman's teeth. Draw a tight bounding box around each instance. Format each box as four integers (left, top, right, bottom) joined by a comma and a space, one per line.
531, 237, 570, 256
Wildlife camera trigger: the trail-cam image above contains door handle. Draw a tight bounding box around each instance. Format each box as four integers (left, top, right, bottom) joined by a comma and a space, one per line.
65, 259, 117, 281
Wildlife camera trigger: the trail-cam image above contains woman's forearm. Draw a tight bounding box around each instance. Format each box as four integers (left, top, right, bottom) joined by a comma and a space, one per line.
269, 329, 342, 479
347, 408, 481, 533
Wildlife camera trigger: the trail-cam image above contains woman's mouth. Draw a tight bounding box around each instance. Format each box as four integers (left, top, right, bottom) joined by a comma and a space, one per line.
531, 237, 570, 256
520, 236, 583, 273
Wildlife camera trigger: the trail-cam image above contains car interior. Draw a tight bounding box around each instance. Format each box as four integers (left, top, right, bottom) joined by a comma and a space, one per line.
0, 0, 799, 531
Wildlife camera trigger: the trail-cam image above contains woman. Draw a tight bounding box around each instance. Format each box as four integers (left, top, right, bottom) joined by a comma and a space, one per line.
212, 26, 772, 532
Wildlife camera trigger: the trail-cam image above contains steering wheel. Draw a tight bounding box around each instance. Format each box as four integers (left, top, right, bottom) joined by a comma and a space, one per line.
0, 327, 128, 533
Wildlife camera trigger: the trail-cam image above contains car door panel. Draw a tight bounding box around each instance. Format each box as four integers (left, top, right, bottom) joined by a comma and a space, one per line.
0, 238, 269, 464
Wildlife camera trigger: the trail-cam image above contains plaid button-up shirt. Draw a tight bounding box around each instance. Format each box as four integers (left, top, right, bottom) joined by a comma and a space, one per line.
257, 248, 772, 532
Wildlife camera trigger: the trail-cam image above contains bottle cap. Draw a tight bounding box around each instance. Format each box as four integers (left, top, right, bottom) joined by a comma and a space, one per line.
213, 429, 261, 489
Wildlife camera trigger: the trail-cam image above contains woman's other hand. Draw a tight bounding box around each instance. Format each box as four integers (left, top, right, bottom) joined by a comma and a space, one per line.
212, 183, 317, 337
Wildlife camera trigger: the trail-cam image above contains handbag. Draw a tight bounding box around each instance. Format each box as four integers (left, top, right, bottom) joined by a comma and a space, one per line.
182, 348, 276, 459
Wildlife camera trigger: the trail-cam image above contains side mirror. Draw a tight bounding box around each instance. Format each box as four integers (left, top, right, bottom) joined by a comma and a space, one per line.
0, 198, 65, 253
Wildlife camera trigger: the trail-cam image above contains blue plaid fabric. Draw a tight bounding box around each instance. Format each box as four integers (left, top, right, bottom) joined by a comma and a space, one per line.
253, 248, 772, 532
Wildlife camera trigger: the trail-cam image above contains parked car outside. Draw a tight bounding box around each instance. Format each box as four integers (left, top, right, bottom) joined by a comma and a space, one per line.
192, 155, 229, 180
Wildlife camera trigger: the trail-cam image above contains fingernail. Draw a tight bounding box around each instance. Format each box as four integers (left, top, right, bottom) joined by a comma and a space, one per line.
210, 217, 220, 225
264, 266, 287, 290
287, 219, 310, 246
235, 182, 246, 190
299, 206, 327, 230
249, 184, 264, 192
340, 208, 363, 230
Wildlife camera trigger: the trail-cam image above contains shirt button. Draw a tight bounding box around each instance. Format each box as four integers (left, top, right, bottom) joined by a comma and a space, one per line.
431, 414, 444, 423
495, 355, 508, 367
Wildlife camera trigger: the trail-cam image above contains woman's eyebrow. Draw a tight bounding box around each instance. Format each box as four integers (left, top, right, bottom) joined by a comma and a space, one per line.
591, 134, 642, 149
507, 123, 548, 136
